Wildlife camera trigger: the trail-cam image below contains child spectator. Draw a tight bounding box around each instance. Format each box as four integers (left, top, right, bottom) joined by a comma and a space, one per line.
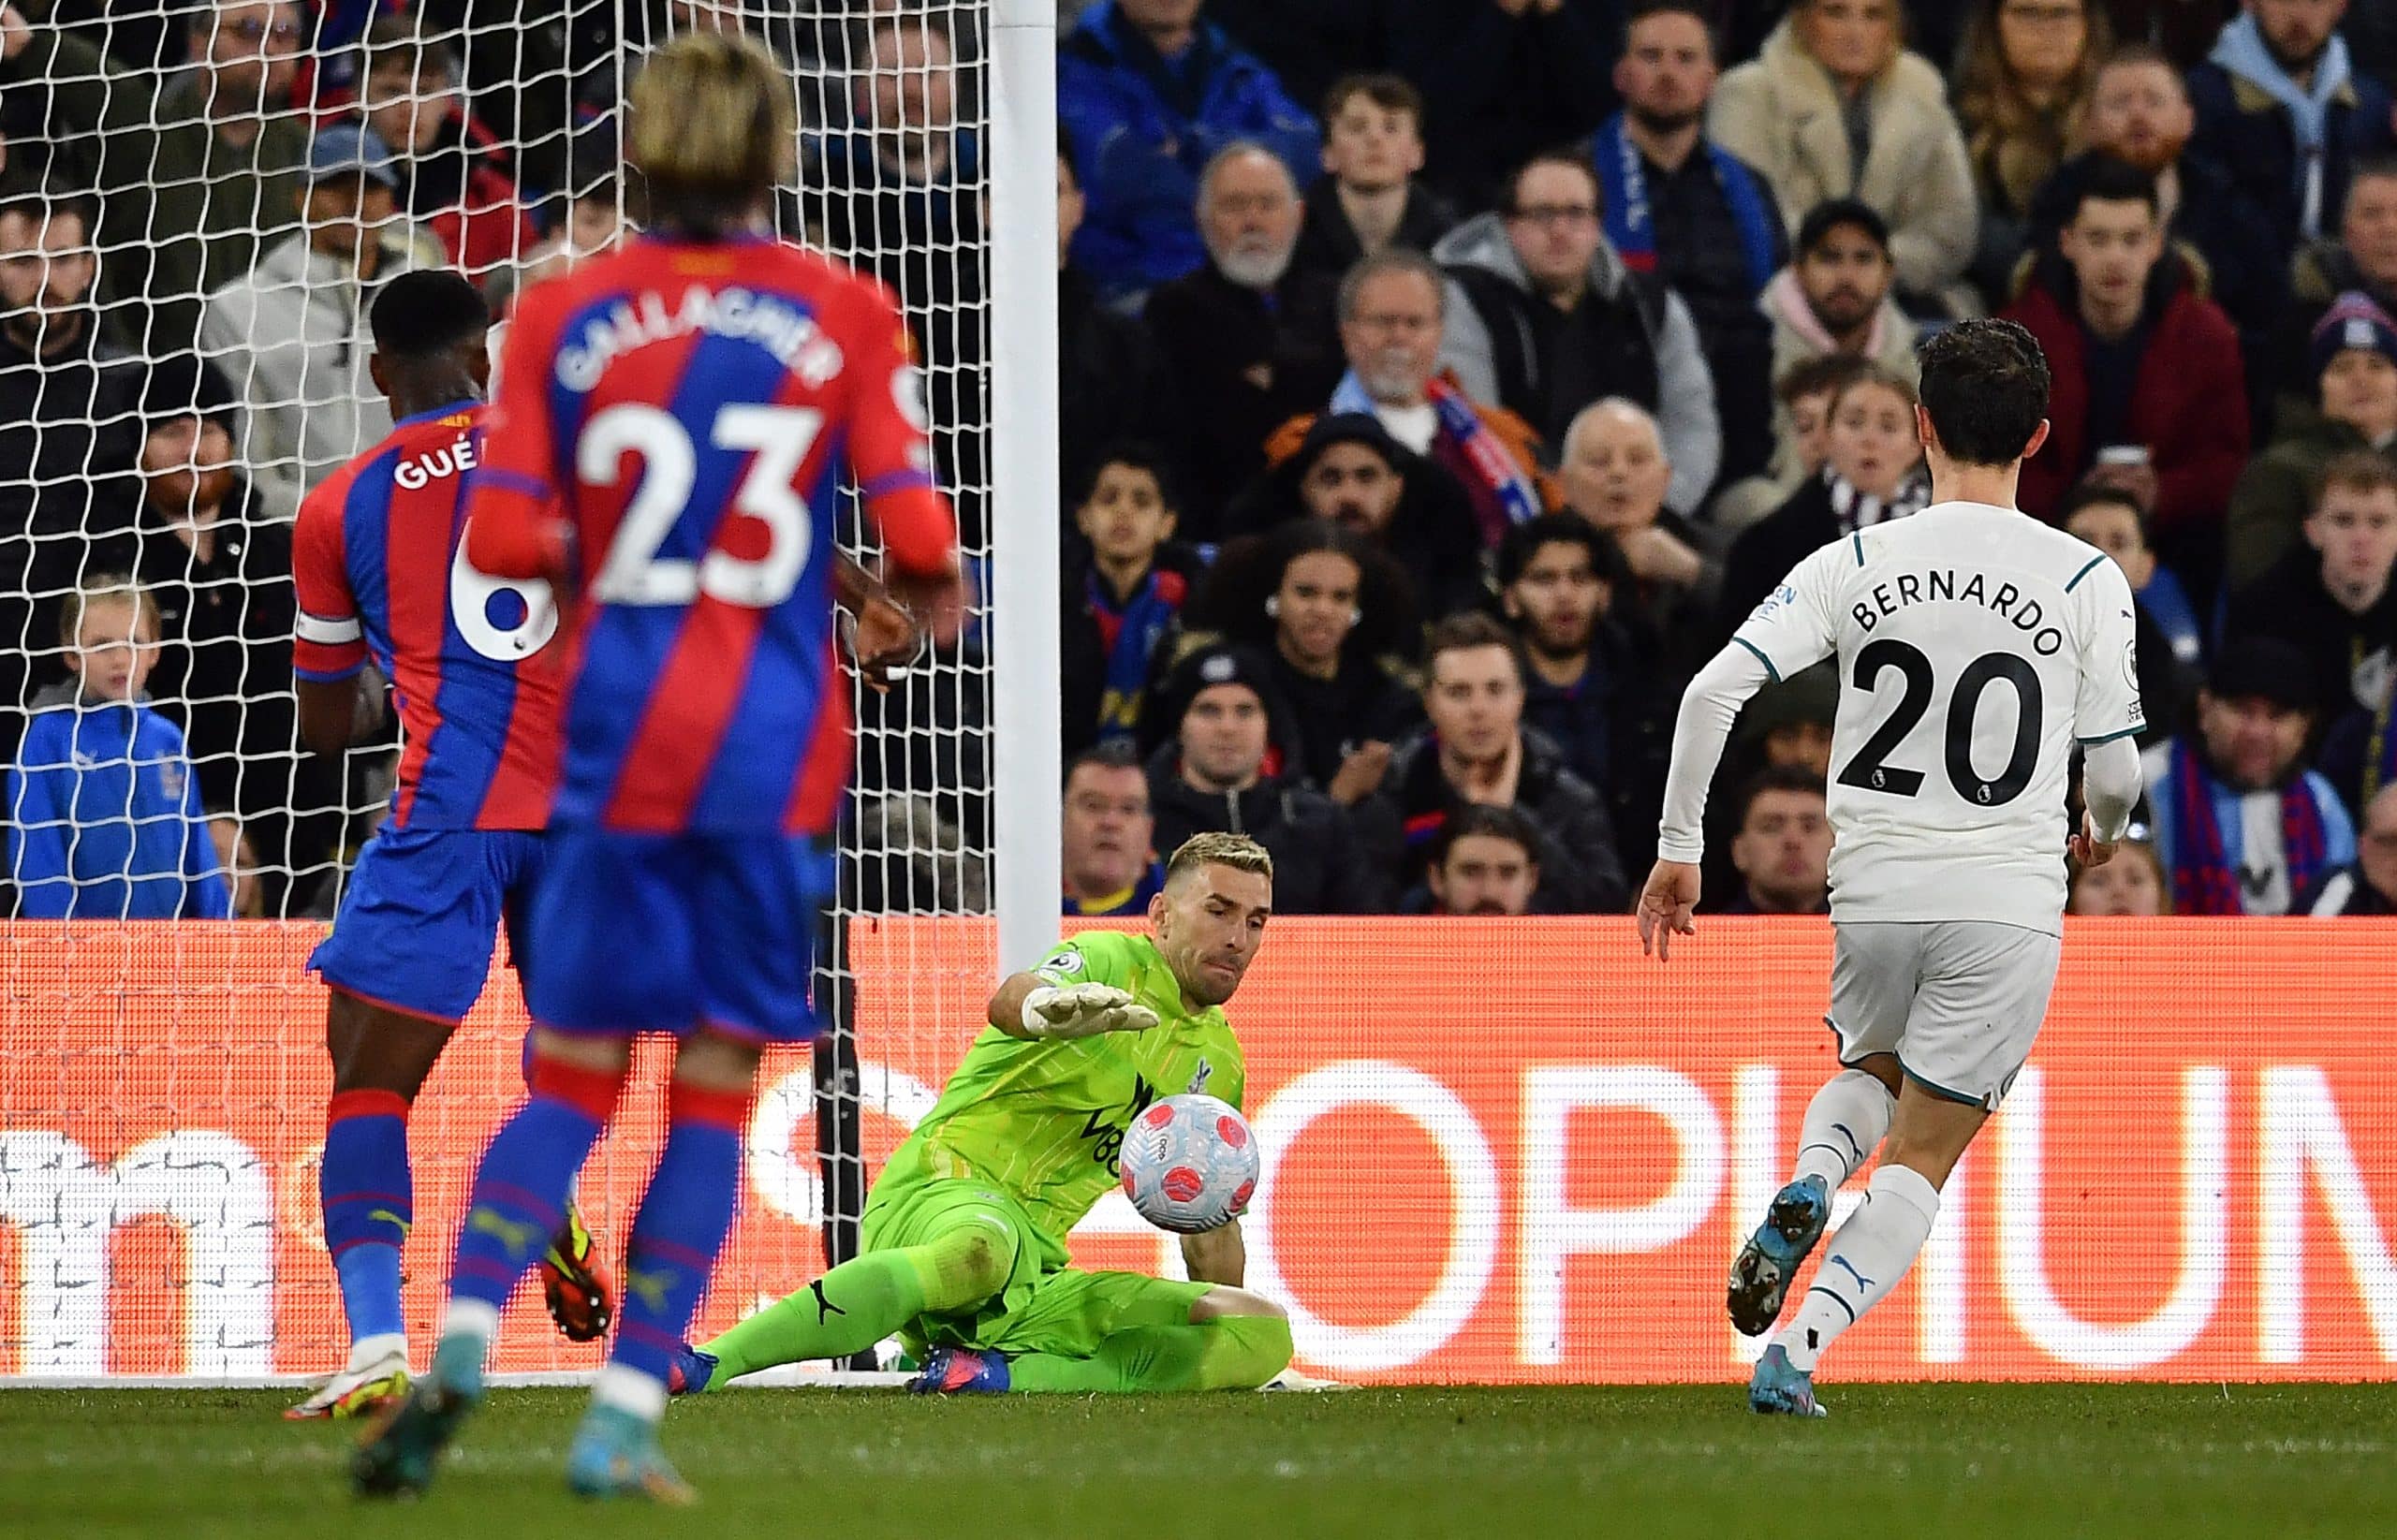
1061, 447, 1202, 758
1288, 73, 1459, 293
1710, 353, 1875, 535
7, 576, 231, 919
1720, 361, 1928, 637
2059, 482, 2200, 742
2068, 836, 2169, 915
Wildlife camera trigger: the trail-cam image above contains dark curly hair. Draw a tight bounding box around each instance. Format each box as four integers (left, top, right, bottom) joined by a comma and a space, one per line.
1917, 318, 2051, 467
1192, 519, 1420, 663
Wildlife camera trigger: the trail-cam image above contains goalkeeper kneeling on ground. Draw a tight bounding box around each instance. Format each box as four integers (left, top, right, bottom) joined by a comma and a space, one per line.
672, 832, 1292, 1396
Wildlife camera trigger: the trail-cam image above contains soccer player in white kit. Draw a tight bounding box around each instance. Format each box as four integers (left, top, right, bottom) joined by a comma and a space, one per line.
1635, 320, 2148, 1415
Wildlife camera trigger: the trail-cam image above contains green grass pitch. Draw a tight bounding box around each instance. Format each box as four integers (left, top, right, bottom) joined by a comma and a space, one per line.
6, 1385, 2393, 1539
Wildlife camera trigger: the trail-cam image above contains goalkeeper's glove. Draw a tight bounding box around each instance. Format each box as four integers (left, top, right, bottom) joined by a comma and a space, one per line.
1020, 983, 1158, 1040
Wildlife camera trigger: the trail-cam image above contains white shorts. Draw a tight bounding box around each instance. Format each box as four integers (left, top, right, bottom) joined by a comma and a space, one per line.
1825, 921, 2062, 1111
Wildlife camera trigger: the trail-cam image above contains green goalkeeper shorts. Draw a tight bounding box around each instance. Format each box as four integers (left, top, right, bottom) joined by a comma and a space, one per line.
861, 1176, 1213, 1359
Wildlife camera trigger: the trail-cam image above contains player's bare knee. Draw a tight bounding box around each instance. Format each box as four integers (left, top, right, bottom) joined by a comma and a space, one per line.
674, 1027, 763, 1091
1878, 1093, 1986, 1189
325, 992, 453, 1096
1852, 1055, 1904, 1099
1189, 1286, 1285, 1324
532, 1024, 634, 1075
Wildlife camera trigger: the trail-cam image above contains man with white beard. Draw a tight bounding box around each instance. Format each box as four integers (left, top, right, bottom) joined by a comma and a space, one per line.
1145, 142, 1344, 537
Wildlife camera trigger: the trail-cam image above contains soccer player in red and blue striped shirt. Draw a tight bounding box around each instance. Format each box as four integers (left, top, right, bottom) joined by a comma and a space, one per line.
355, 36, 960, 1503
287, 270, 613, 1423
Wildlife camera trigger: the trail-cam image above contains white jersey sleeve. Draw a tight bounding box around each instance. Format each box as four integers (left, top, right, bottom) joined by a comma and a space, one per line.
1729, 537, 1847, 683
2066, 553, 2147, 747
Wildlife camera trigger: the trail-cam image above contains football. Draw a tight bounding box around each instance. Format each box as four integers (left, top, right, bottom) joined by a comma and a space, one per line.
1117, 1093, 1260, 1234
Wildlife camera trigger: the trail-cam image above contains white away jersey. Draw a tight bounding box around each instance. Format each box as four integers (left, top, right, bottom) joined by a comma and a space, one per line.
1732, 502, 2144, 930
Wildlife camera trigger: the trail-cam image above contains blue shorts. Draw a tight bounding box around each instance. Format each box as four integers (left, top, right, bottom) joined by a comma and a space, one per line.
522, 827, 834, 1044
309, 827, 551, 1025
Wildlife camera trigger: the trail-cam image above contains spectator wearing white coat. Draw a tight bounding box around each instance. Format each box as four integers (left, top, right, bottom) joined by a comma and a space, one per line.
200, 124, 441, 518
1434, 152, 1722, 516
1709, 0, 1981, 316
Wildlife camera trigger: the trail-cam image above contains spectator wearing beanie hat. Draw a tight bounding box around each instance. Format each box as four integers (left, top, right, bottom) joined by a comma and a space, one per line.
1141, 641, 1394, 915
2228, 292, 2397, 590
1219, 413, 1486, 619
2141, 638, 2359, 917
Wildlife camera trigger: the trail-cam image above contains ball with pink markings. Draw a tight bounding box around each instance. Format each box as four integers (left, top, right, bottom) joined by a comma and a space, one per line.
1116, 1093, 1260, 1234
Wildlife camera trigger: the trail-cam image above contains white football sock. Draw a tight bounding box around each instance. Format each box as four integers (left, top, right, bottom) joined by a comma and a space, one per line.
438, 1298, 501, 1350
1774, 1162, 1940, 1372
593, 1363, 669, 1423
1789, 1069, 1896, 1192
346, 1332, 408, 1371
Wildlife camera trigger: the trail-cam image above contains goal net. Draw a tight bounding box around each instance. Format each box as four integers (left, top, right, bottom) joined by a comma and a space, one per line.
0, 0, 1039, 1382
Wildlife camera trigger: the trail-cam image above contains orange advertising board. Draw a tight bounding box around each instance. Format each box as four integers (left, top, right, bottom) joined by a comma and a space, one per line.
2, 917, 2394, 1384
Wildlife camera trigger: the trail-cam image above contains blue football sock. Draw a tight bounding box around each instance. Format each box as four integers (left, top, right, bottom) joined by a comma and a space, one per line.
322, 1089, 412, 1350
609, 1081, 751, 1398
448, 1055, 623, 1315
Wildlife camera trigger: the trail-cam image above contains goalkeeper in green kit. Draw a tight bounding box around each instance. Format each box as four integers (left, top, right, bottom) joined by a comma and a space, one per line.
667, 832, 1292, 1395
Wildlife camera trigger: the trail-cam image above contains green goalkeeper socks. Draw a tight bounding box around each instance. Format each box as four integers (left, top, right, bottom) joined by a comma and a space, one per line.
1006, 1313, 1293, 1394
699, 1227, 1016, 1385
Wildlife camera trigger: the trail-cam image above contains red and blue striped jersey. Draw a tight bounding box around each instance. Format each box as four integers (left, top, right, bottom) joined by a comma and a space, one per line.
291, 403, 564, 831
464, 235, 957, 835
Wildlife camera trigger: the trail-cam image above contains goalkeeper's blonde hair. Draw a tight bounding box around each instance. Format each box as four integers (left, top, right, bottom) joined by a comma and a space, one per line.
1165, 832, 1274, 887
627, 33, 795, 232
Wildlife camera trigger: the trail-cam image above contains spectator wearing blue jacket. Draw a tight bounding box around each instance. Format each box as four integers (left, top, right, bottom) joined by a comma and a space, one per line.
7, 578, 231, 920
1059, 0, 1320, 301
2187, 2, 2397, 273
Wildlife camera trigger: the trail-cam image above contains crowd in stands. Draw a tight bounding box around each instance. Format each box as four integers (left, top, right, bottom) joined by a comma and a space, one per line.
4, 0, 2397, 924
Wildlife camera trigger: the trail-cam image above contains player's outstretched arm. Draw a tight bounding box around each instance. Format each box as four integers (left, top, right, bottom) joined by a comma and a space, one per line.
988, 972, 1159, 1041
1640, 640, 1777, 960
